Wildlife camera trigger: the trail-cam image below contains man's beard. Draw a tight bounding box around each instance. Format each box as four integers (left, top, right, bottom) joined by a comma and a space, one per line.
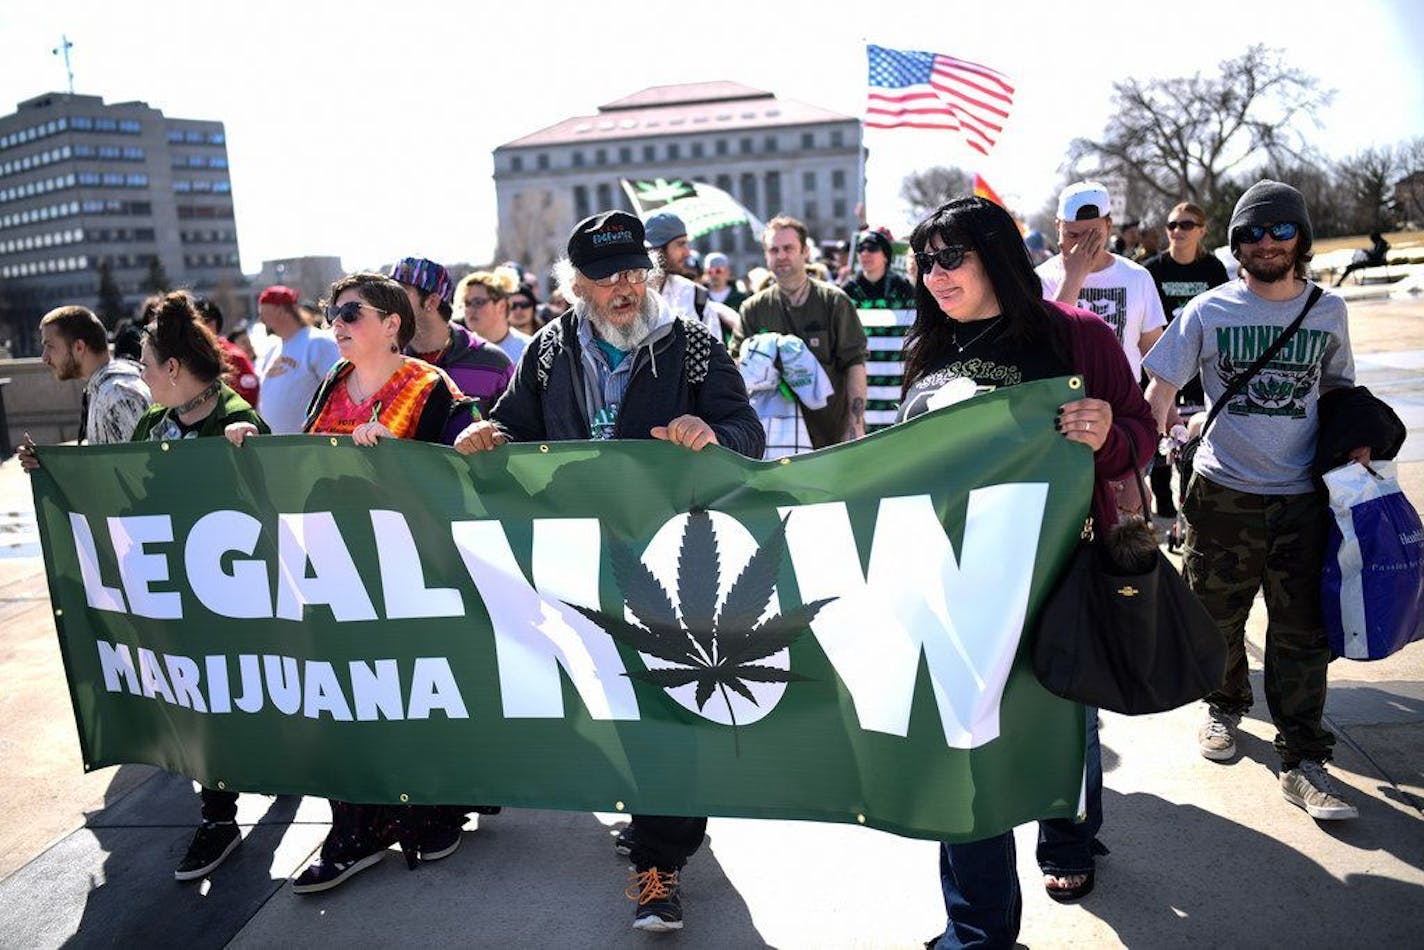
1239, 246, 1297, 283
581, 290, 659, 351
53, 352, 81, 381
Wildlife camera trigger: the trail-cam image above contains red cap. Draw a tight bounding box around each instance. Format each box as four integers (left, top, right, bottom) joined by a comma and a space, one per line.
258, 285, 299, 305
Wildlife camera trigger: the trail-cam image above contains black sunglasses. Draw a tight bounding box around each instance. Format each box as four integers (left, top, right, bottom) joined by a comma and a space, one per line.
325, 300, 389, 324
509, 299, 535, 310
1165, 220, 1200, 232
1233, 222, 1299, 245
913, 246, 969, 273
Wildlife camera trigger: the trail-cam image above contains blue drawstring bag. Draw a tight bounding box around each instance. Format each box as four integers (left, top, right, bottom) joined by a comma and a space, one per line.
1321, 460, 1424, 660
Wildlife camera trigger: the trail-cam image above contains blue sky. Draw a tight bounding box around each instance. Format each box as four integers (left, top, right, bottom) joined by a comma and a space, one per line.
3, 0, 1421, 273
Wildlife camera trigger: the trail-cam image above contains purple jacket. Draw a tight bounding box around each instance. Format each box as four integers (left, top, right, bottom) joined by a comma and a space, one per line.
1052, 301, 1156, 528
418, 322, 514, 419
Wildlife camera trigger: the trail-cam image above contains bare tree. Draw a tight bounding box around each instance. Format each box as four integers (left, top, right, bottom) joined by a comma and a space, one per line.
1394, 137, 1424, 227
899, 166, 971, 221
1068, 45, 1333, 229
1335, 146, 1402, 234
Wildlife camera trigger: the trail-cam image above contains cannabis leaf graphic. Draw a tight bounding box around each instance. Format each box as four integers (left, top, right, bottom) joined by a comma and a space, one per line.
571, 511, 834, 755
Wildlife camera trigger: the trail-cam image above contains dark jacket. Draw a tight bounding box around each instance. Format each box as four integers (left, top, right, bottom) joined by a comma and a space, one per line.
491, 309, 765, 459
409, 322, 514, 418
841, 270, 916, 308
1314, 385, 1406, 477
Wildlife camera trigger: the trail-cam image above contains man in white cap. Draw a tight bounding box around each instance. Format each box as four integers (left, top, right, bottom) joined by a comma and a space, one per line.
643, 211, 737, 337
1037, 180, 1166, 380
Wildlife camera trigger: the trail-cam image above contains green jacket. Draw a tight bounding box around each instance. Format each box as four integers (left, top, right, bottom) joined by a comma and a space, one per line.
130, 383, 270, 441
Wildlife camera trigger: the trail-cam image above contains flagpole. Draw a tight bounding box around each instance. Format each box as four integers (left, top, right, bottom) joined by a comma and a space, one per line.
857, 39, 869, 232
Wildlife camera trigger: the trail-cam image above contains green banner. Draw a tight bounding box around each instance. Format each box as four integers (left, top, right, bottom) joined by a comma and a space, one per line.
32, 377, 1093, 842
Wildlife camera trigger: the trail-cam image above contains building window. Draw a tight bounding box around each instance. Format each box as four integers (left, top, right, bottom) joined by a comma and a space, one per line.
595, 148, 607, 166
691, 141, 704, 158
571, 151, 585, 167
643, 144, 655, 162
739, 173, 758, 217
573, 185, 590, 219
207, 132, 225, 144
803, 171, 815, 192
184, 130, 202, 143
619, 146, 632, 163
118, 120, 141, 134
765, 171, 782, 217
833, 198, 847, 220
804, 199, 819, 222
832, 169, 846, 189
715, 174, 733, 196
596, 182, 613, 210
537, 153, 549, 170
667, 143, 681, 160
764, 136, 778, 152
801, 132, 814, 149
511, 155, 524, 172
166, 129, 183, 143
739, 137, 753, 155
715, 139, 728, 157
830, 129, 844, 147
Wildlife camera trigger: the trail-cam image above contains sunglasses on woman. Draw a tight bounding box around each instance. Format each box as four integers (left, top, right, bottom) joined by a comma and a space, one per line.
509, 300, 535, 311
1232, 222, 1299, 245
913, 246, 969, 273
1165, 220, 1200, 232
325, 301, 389, 324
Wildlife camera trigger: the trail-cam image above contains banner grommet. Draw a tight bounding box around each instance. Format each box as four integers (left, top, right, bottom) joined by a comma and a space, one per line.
161, 443, 170, 452
614, 801, 625, 811
399, 793, 409, 803
330, 437, 339, 446
539, 445, 550, 453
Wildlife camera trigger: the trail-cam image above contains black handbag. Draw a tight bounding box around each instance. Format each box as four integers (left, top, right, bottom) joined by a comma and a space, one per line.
1031, 470, 1226, 715
1175, 286, 1323, 486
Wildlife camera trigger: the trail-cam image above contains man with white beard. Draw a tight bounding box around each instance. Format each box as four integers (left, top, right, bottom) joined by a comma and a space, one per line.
452, 210, 763, 933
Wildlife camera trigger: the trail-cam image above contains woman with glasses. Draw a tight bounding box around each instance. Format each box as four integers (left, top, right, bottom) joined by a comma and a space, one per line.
226, 273, 478, 893
457, 268, 531, 366
1144, 203, 1229, 517
896, 197, 1154, 948
508, 281, 544, 336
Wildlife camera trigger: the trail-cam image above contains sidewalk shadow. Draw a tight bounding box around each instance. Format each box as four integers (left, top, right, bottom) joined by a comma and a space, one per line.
225, 808, 766, 949
53, 768, 308, 949
1087, 788, 1424, 946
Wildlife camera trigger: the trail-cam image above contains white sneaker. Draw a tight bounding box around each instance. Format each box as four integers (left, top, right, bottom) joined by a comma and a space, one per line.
1281, 760, 1359, 820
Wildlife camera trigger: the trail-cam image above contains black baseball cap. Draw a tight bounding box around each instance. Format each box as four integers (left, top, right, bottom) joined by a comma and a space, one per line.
568, 211, 654, 280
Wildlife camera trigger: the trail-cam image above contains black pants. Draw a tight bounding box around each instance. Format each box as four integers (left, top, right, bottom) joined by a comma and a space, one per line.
628, 814, 706, 870
200, 786, 239, 823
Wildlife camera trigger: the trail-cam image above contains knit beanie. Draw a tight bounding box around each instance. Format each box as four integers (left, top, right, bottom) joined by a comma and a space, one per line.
856, 227, 894, 259
1228, 179, 1312, 256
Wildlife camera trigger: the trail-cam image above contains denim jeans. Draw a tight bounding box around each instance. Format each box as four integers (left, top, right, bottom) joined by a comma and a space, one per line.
936, 708, 1103, 948
1037, 708, 1103, 874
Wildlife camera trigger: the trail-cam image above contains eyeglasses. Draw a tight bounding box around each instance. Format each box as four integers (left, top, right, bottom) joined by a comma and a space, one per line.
913, 246, 969, 274
509, 300, 535, 311
1233, 222, 1299, 245
463, 297, 492, 309
856, 243, 880, 254
325, 301, 389, 324
1165, 220, 1201, 232
590, 268, 650, 287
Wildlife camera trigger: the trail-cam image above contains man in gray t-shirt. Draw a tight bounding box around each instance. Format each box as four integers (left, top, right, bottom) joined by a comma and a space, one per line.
1144, 180, 1372, 823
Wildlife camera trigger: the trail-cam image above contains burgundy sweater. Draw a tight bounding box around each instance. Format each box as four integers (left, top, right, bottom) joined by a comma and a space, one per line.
1052, 300, 1157, 528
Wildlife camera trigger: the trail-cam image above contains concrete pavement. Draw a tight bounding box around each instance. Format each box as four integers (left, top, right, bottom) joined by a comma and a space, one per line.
1, 297, 1421, 948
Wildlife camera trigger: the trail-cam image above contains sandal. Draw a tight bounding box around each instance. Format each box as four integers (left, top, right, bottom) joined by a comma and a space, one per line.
1043, 869, 1095, 903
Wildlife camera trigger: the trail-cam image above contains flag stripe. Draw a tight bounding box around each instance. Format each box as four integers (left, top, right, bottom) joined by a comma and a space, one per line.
864, 44, 1015, 154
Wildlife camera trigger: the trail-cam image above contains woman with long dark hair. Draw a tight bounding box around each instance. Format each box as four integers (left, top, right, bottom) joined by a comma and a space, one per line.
897, 197, 1154, 948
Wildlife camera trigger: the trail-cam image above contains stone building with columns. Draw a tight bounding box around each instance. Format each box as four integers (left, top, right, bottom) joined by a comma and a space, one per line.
492, 82, 861, 285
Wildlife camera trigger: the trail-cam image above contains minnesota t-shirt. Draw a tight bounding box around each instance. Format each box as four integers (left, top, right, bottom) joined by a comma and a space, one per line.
897, 317, 1071, 422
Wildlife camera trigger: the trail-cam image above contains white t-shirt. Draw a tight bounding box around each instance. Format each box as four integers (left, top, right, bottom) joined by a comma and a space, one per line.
491, 327, 531, 367
1037, 254, 1166, 379
660, 274, 725, 337
256, 326, 341, 434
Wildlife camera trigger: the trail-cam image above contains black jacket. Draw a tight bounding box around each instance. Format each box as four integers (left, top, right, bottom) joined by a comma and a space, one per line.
1314, 385, 1406, 477
490, 310, 766, 459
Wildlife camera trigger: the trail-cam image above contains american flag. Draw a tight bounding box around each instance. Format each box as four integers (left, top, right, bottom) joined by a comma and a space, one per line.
865, 44, 1015, 156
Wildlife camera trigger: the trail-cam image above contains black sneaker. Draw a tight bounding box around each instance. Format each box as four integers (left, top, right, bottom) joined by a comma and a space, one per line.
613, 825, 635, 857
291, 830, 388, 894
174, 821, 241, 881
627, 867, 683, 932
417, 819, 462, 862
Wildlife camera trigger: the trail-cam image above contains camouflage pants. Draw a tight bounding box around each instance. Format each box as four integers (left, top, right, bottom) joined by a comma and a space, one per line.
1181, 474, 1334, 766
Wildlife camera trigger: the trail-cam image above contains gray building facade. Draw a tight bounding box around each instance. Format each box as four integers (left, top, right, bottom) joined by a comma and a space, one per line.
493, 82, 862, 284
0, 92, 244, 356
